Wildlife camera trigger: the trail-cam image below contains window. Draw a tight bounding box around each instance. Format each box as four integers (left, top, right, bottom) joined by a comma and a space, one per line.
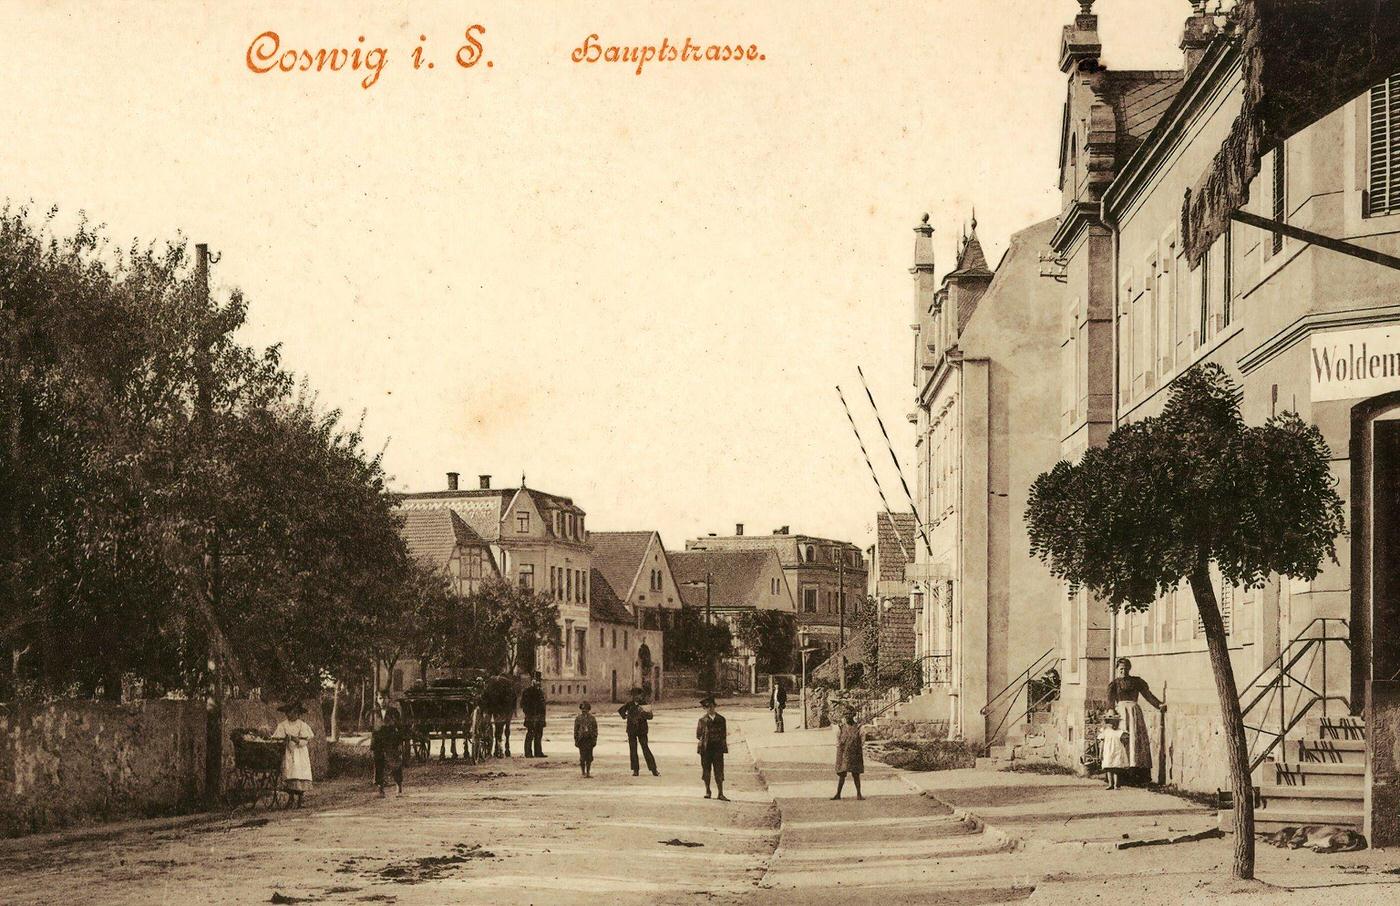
623, 631, 629, 650
564, 619, 574, 665
516, 512, 530, 533
576, 628, 587, 673
802, 587, 818, 613
566, 569, 573, 600
612, 628, 618, 648
599, 627, 605, 646
518, 563, 534, 591
1370, 75, 1400, 216
1199, 255, 1210, 345
1271, 144, 1286, 255
1222, 225, 1234, 327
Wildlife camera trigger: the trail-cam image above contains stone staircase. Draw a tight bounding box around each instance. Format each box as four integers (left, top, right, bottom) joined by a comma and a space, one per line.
1217, 715, 1366, 833
975, 707, 1057, 769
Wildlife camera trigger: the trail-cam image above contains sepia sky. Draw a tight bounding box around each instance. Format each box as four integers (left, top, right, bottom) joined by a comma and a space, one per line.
4, 1, 1191, 551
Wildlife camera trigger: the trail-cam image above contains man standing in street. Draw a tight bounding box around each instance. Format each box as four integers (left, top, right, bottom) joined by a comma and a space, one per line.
769, 678, 787, 733
520, 671, 547, 758
618, 687, 659, 776
697, 695, 728, 801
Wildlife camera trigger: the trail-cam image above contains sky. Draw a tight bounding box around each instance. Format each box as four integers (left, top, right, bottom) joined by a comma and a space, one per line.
3, 0, 1192, 552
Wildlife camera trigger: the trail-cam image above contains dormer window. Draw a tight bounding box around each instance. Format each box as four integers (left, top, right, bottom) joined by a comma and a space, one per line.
516, 512, 530, 533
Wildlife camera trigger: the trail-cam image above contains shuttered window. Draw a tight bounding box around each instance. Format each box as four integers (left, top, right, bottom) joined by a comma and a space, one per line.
1370, 75, 1400, 216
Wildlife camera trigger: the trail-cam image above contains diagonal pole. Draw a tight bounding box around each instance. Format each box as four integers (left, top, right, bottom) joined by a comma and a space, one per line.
836, 385, 924, 561
857, 366, 934, 557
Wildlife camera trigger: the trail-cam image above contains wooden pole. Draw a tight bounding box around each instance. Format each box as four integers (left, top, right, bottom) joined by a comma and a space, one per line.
1231, 210, 1400, 272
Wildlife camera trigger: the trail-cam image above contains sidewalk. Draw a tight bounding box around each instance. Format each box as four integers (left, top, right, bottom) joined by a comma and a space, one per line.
899, 766, 1219, 852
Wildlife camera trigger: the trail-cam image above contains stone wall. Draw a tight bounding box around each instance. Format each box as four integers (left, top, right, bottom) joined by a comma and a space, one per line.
0, 699, 205, 837
0, 697, 326, 838
1040, 697, 1229, 793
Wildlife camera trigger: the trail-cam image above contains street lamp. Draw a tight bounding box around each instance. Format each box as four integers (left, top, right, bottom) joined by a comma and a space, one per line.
680, 573, 715, 693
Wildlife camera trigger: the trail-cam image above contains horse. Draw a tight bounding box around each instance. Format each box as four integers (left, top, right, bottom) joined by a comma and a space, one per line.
480, 673, 519, 758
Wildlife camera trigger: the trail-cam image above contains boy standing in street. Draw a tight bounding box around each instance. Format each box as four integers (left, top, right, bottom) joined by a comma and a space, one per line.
574, 701, 598, 777
697, 695, 729, 801
618, 687, 659, 776
769, 678, 787, 733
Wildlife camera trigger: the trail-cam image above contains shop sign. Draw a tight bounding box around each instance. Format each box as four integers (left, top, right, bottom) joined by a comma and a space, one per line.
1311, 324, 1400, 402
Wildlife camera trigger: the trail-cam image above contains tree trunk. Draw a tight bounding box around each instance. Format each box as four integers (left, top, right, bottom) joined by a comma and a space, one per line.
330, 681, 339, 742
1189, 558, 1255, 880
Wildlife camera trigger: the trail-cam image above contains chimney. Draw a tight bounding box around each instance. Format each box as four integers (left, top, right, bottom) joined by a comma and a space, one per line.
446, 472, 459, 491
478, 474, 491, 490
773, 525, 790, 535
1181, 1, 1215, 75
735, 523, 744, 536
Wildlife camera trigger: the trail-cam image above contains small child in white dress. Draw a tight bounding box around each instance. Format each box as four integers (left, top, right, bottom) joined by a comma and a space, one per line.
1099, 711, 1130, 790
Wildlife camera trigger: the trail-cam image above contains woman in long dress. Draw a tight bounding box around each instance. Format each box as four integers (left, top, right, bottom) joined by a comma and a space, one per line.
1106, 657, 1166, 782
831, 712, 865, 801
273, 702, 315, 808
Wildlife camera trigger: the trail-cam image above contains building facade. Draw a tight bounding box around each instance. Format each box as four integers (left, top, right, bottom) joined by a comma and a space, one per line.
684, 526, 866, 657
588, 531, 685, 632
667, 547, 797, 692
1040, 1, 1400, 837
909, 215, 1067, 745
587, 567, 664, 704
399, 472, 593, 701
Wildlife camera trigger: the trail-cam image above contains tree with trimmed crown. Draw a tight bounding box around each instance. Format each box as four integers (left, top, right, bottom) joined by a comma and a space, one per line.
1025, 363, 1344, 880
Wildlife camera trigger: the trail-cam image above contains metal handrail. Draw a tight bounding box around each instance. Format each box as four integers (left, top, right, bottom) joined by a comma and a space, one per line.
915, 652, 952, 686
981, 650, 1060, 752
980, 647, 1056, 717
1240, 618, 1351, 773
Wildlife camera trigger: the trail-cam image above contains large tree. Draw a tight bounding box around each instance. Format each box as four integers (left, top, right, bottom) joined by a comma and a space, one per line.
463, 578, 560, 675
1025, 364, 1344, 880
730, 609, 797, 674
0, 207, 411, 702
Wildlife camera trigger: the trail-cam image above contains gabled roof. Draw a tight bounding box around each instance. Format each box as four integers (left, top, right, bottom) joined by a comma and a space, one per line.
588, 531, 656, 602
589, 568, 635, 625
397, 508, 488, 571
875, 512, 918, 577
397, 483, 586, 543
668, 549, 787, 609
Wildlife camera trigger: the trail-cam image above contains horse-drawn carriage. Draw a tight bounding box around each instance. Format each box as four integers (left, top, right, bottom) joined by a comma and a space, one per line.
397, 672, 493, 762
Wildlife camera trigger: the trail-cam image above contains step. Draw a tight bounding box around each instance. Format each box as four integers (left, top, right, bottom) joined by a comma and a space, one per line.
1218, 806, 1364, 834
1260, 784, 1363, 811
1294, 737, 1366, 764
1271, 761, 1365, 787
986, 745, 1012, 760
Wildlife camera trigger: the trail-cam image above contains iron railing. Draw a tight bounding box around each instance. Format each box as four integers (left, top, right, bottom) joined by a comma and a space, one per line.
979, 647, 1060, 751
1240, 617, 1351, 773
917, 652, 952, 686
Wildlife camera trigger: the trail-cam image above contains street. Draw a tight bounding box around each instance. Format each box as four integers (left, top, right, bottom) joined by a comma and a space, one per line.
3, 701, 1399, 906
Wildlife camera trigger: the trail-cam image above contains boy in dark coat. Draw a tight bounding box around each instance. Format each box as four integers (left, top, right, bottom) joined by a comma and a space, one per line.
520, 671, 547, 757
574, 701, 598, 776
618, 687, 659, 776
769, 679, 787, 732
697, 695, 729, 801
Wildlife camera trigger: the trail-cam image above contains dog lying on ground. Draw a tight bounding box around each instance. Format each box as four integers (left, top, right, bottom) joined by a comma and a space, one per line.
1261, 825, 1368, 853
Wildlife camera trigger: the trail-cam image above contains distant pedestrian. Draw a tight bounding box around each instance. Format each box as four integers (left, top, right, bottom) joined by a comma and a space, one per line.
697, 695, 729, 801
831, 711, 865, 800
618, 687, 659, 776
574, 702, 598, 777
521, 671, 547, 758
769, 678, 787, 733
372, 707, 409, 797
273, 702, 315, 808
1098, 711, 1129, 790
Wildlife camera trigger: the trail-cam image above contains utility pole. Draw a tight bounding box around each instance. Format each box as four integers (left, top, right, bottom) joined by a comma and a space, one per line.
1, 294, 20, 699
195, 243, 225, 808
838, 550, 846, 690
705, 571, 715, 694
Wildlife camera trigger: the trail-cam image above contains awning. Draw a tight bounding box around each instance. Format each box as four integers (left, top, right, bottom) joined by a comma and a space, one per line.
1183, 0, 1400, 266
